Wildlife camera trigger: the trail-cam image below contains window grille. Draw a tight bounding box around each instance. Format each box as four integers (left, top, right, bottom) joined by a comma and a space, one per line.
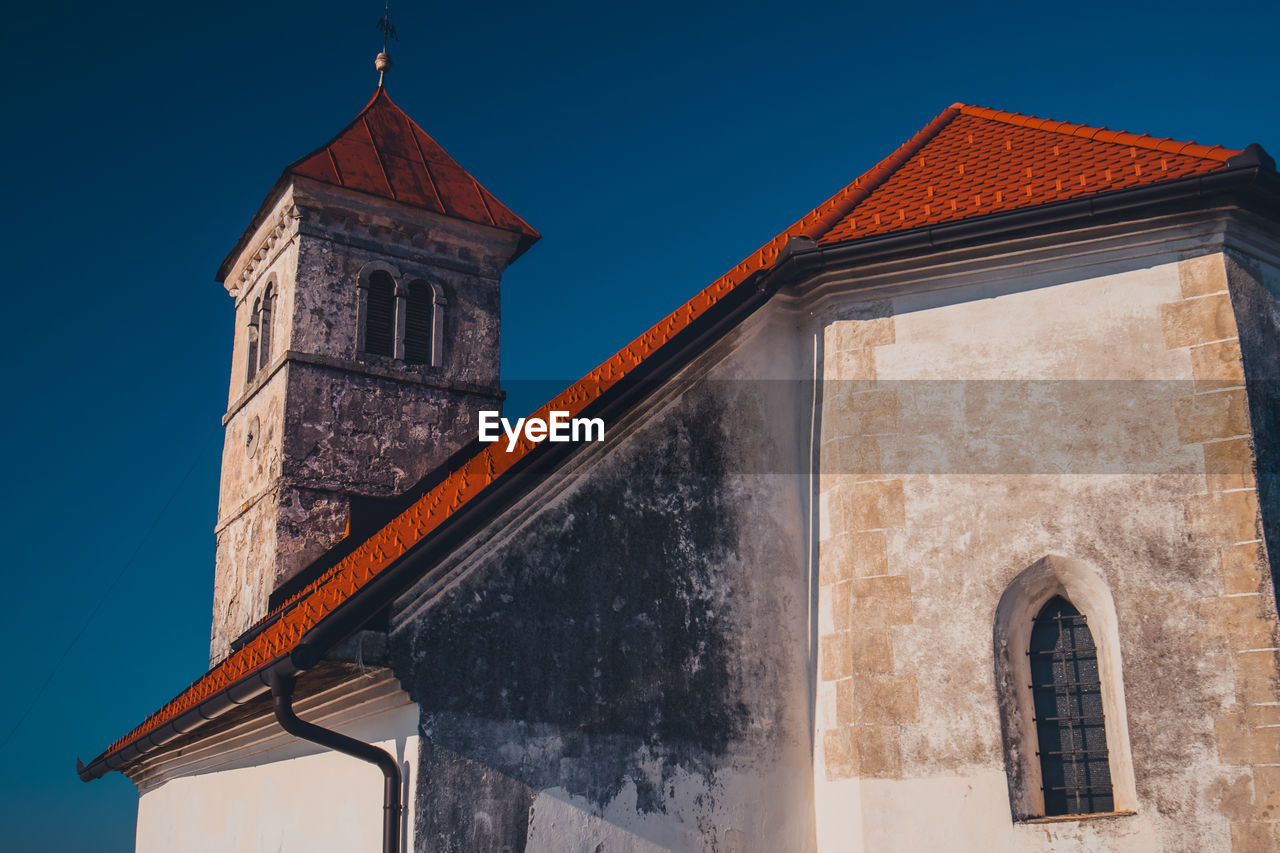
1029, 596, 1114, 816
404, 281, 433, 365
364, 271, 396, 358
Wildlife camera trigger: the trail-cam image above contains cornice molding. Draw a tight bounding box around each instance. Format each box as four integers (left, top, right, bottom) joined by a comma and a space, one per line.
225, 203, 302, 298
223, 349, 503, 424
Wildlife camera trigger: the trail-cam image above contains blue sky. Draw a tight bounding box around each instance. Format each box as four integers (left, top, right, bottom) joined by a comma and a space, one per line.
2, 1, 1277, 849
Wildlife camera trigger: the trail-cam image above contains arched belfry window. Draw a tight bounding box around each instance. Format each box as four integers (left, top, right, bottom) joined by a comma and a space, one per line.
258, 283, 275, 367
1029, 596, 1114, 816
363, 270, 396, 358
244, 282, 276, 386
357, 264, 443, 366
245, 298, 261, 385
404, 280, 436, 365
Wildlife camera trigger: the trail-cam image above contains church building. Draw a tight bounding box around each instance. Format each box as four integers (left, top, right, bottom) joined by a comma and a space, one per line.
78, 56, 1280, 852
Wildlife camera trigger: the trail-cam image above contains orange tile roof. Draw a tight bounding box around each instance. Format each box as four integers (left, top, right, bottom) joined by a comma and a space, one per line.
86, 104, 1242, 773
821, 104, 1237, 243
288, 87, 540, 251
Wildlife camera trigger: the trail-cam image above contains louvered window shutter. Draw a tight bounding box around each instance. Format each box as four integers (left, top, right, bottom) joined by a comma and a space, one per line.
404, 281, 433, 365
364, 272, 396, 358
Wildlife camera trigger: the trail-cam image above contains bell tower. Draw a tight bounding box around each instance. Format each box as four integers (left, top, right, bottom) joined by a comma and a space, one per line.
210, 83, 538, 663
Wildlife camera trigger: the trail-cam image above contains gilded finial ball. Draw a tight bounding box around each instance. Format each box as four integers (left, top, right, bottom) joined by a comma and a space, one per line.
375, 52, 393, 74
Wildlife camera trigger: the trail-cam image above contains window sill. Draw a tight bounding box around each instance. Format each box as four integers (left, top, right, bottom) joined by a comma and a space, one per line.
1020, 810, 1136, 825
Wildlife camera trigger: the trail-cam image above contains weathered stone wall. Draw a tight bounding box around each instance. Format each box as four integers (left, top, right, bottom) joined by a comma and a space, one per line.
211, 181, 518, 662
290, 181, 507, 389
390, 311, 817, 852
212, 356, 288, 658
275, 363, 497, 582
815, 244, 1280, 852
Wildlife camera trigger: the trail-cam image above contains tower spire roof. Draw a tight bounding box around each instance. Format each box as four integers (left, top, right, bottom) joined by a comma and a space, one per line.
217, 87, 540, 283
286, 88, 539, 249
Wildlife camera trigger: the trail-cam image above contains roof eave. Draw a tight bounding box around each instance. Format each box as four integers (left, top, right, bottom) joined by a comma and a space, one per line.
800, 160, 1280, 276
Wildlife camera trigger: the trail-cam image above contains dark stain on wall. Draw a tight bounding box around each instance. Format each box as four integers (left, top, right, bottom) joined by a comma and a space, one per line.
391, 388, 761, 852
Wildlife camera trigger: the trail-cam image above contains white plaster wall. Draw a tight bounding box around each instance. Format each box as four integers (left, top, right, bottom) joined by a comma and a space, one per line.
879, 261, 1190, 381
136, 701, 418, 853
815, 254, 1246, 852
820, 773, 1164, 853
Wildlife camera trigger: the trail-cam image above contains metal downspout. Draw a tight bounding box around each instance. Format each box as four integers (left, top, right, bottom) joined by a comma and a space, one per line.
268, 671, 402, 853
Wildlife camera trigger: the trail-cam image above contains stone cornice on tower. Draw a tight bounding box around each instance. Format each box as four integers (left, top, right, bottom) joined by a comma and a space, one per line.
224, 197, 301, 299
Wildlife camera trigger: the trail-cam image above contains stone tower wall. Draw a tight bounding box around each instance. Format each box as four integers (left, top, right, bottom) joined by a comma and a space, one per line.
210, 179, 521, 662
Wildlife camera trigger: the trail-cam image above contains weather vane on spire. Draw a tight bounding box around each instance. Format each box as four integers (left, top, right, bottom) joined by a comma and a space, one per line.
375, 1, 397, 88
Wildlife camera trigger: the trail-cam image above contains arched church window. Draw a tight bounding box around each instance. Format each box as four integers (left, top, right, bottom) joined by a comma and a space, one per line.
258, 284, 275, 368
245, 298, 261, 385
363, 270, 396, 358
993, 556, 1136, 821
404, 280, 434, 365
1029, 596, 1114, 816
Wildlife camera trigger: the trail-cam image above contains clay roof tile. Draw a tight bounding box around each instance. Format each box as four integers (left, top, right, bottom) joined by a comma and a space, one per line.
819, 104, 1238, 244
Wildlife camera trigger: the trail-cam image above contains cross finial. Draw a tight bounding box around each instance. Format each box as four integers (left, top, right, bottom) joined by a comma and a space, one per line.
375, 2, 397, 87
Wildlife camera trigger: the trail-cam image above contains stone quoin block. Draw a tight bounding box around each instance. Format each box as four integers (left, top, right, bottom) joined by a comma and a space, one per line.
1174, 388, 1251, 444
839, 673, 919, 726
829, 388, 900, 437
823, 347, 878, 385
831, 317, 896, 352
847, 529, 892, 577
831, 580, 855, 631
822, 435, 882, 478
1219, 539, 1267, 595
1204, 437, 1258, 494
1178, 254, 1230, 299
840, 478, 906, 531
823, 726, 859, 780
1199, 594, 1277, 651
820, 530, 890, 585
1160, 292, 1238, 349
850, 628, 895, 673
1244, 702, 1280, 728
1230, 820, 1280, 853
1214, 712, 1280, 765
820, 632, 852, 681
1190, 338, 1247, 391
851, 574, 914, 626
851, 724, 904, 778
1234, 649, 1280, 706
1186, 488, 1261, 544
1249, 766, 1280, 815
